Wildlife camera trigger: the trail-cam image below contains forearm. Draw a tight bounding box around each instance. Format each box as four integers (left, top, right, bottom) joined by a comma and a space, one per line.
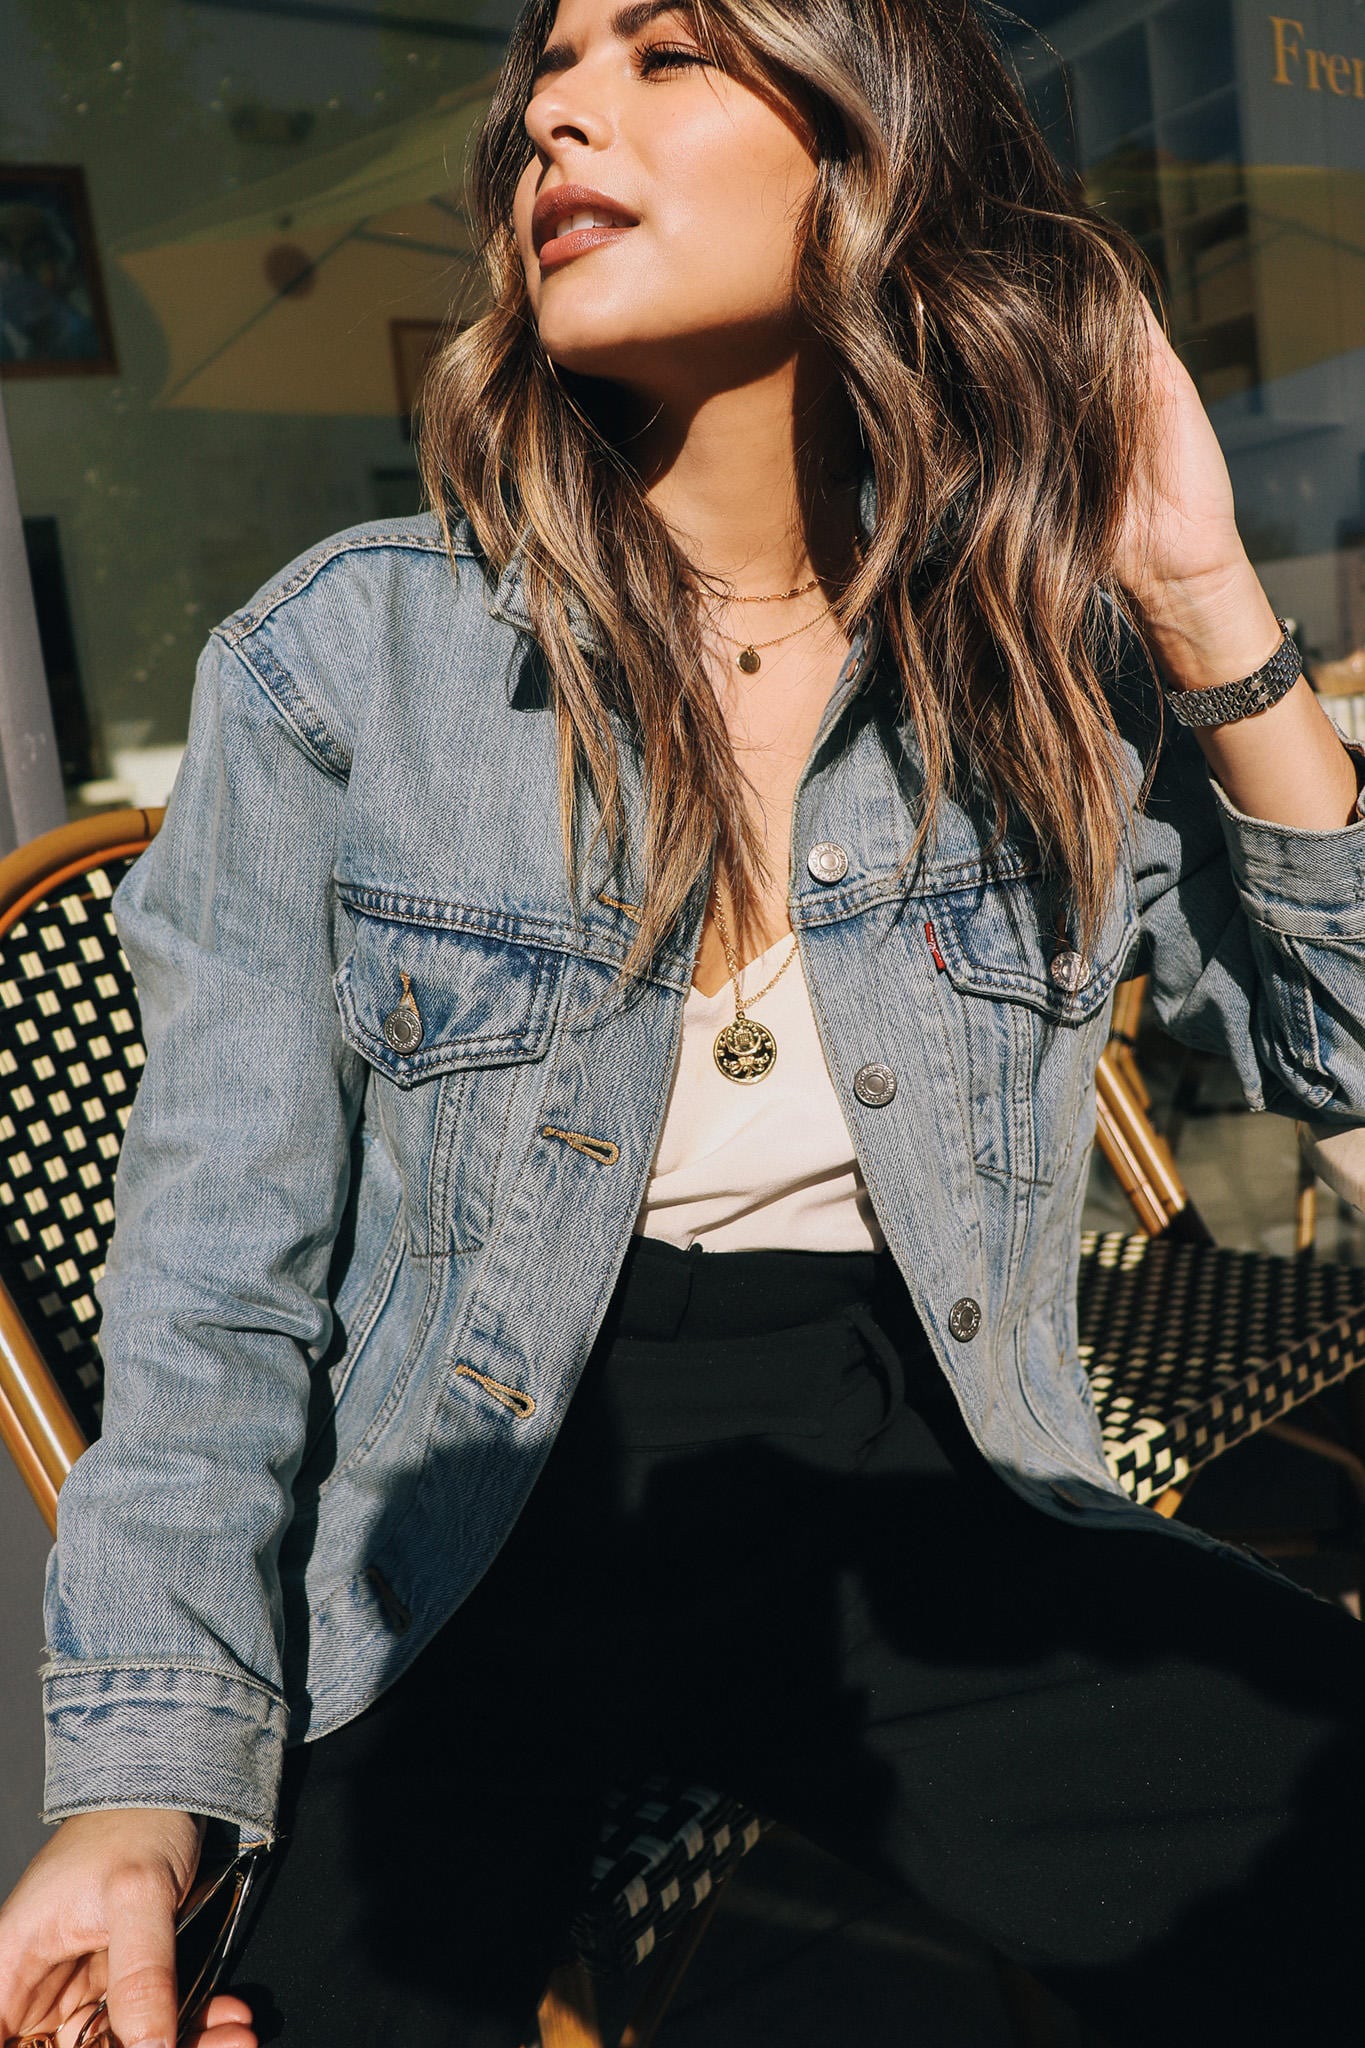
1138, 555, 1363, 832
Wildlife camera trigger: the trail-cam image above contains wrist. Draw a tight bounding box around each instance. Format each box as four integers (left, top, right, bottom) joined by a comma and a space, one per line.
1134, 556, 1285, 694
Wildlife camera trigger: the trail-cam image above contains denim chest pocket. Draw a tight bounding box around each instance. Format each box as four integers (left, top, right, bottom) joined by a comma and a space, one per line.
925, 864, 1139, 1188
334, 900, 566, 1254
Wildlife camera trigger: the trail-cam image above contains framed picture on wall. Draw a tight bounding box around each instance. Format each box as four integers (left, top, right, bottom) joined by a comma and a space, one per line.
0, 164, 118, 377
390, 318, 455, 439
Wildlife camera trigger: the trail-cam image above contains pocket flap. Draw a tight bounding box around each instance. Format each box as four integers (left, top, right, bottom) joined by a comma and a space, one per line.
334, 904, 565, 1086
929, 868, 1138, 1022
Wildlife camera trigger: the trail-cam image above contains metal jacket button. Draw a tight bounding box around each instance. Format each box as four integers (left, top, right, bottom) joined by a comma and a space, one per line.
1048, 948, 1088, 994
382, 1006, 423, 1054
807, 842, 849, 884
948, 1296, 981, 1341
853, 1062, 896, 1106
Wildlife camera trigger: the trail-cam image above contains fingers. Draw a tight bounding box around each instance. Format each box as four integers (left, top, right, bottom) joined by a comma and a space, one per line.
0, 1953, 104, 2048
199, 1994, 254, 2026
100, 1866, 178, 2048
0, 1813, 216, 2048
179, 1997, 257, 2048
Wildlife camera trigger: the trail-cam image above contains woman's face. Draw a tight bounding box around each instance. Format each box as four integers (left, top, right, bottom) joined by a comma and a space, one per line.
513, 0, 819, 399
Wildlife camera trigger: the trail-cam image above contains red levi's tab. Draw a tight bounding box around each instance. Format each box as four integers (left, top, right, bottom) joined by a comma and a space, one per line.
924, 920, 947, 972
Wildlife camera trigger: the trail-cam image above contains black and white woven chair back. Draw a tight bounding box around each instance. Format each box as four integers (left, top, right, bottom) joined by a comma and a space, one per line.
0, 811, 161, 1487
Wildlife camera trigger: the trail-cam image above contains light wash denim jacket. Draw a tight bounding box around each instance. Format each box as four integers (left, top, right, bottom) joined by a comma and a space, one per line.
40, 466, 1365, 1847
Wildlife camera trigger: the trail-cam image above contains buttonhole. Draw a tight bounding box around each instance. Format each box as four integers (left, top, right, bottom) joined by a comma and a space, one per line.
364, 1564, 412, 1633
542, 1124, 620, 1165
597, 891, 641, 921
454, 1364, 537, 1420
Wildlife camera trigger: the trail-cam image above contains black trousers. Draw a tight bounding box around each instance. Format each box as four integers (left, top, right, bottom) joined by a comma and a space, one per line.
229, 1234, 1365, 2046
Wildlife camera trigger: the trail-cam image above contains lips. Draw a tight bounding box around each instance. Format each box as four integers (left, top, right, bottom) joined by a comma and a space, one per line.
531, 182, 639, 257
538, 218, 637, 270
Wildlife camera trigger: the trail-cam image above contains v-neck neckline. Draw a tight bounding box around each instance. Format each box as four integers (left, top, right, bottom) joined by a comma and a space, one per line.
689, 930, 796, 1004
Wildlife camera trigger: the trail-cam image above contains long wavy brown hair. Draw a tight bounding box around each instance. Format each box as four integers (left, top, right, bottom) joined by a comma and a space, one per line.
419, 0, 1159, 981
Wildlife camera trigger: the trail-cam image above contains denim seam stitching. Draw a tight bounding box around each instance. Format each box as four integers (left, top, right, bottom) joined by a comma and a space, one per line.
797, 862, 1042, 926
41, 1660, 288, 1708
425, 1066, 468, 1254
41, 1798, 281, 1847
311, 1259, 445, 1501
217, 527, 465, 643
335, 887, 694, 990
334, 944, 561, 1078
299, 1200, 408, 1466
215, 630, 351, 783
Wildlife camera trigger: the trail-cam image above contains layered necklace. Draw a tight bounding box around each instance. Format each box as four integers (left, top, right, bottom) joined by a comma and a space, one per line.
703, 536, 863, 672
700, 534, 865, 1078
711, 568, 826, 673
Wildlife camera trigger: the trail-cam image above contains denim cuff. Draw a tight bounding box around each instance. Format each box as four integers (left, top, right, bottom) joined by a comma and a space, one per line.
1207, 740, 1365, 934
42, 1661, 288, 1848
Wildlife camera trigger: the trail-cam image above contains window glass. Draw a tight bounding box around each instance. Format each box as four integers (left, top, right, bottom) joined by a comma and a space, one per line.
2, 0, 513, 810
1008, 0, 1365, 735
7, 3, 1365, 803
1006, 1, 1365, 1255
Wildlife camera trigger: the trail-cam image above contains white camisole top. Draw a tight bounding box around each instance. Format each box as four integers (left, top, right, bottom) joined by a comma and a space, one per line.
633, 933, 887, 1253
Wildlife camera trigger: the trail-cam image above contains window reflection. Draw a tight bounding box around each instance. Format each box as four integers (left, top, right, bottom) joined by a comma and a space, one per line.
2, 0, 512, 811
5, 2, 1365, 799
1009, 0, 1365, 735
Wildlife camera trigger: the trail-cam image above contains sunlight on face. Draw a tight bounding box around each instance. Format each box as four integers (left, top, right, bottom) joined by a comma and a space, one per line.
512, 0, 818, 395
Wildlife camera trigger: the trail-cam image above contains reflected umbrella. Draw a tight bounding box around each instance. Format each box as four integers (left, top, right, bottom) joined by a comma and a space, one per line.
114, 70, 496, 414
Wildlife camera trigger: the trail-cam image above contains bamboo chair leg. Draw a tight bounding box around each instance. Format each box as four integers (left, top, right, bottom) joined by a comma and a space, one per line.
1347, 1369, 1365, 1615
539, 1959, 604, 2048
1296, 1151, 1319, 1253
992, 1954, 1068, 2047
994, 1952, 1121, 2048
1095, 1045, 1204, 1239
1108, 976, 1150, 1110
618, 1878, 730, 2048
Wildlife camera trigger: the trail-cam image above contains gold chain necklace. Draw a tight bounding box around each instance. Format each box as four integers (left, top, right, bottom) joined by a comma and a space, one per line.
703, 540, 863, 672
711, 604, 835, 674
710, 880, 800, 1083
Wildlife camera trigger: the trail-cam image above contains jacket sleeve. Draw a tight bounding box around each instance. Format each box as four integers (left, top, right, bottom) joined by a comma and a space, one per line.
1121, 640, 1365, 1129
40, 627, 366, 1848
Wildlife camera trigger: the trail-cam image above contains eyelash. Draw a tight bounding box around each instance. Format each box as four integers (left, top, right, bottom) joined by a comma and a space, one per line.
637, 42, 709, 76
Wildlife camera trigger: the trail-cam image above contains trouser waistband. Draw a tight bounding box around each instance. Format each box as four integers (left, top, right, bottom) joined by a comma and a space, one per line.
604, 1230, 902, 1343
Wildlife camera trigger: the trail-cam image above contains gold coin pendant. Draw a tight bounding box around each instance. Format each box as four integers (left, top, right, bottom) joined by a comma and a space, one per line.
713, 1016, 778, 1083
737, 645, 762, 673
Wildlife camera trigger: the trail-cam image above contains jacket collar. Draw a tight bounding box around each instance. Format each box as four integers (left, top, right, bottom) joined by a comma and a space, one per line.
485, 449, 883, 663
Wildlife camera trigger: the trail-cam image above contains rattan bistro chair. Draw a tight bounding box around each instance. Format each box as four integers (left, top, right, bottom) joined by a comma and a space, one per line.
1092, 979, 1365, 1538
5, 812, 1365, 2048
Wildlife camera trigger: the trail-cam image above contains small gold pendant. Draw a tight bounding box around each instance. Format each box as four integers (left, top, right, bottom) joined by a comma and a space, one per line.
737, 645, 761, 673
713, 1015, 778, 1083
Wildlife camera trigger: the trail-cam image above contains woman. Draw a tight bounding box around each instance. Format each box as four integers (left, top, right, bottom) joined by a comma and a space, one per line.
3, 1, 1365, 2043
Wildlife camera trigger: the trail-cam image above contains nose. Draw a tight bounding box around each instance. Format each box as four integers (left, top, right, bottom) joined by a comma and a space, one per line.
522, 70, 614, 159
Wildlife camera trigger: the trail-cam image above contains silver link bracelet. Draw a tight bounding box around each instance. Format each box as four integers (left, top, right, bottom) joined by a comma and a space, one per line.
1163, 617, 1303, 728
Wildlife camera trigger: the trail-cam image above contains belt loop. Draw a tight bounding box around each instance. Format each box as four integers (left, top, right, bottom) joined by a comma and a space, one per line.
843, 1301, 909, 1441
613, 1232, 701, 1340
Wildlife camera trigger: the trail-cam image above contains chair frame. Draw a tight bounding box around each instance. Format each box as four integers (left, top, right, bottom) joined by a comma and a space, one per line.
1095, 974, 1365, 1546
3, 813, 1362, 2048
0, 808, 163, 1536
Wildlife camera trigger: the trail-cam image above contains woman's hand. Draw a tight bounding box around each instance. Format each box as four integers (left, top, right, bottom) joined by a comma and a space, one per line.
0, 1811, 256, 2048
1114, 296, 1250, 614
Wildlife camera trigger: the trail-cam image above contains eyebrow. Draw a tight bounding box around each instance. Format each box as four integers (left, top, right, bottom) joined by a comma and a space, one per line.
532, 2, 699, 79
